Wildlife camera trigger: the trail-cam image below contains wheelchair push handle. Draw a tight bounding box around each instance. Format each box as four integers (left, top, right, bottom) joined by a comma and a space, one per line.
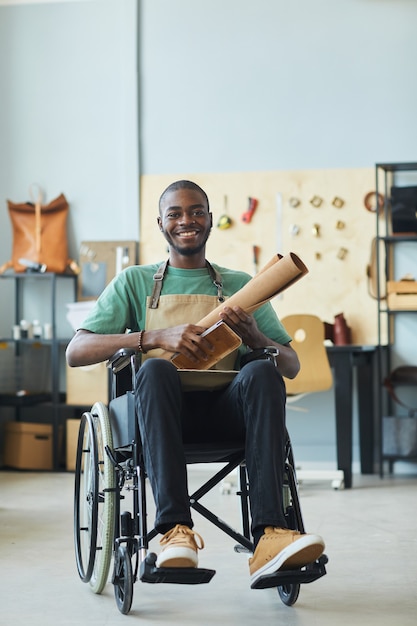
107, 348, 137, 374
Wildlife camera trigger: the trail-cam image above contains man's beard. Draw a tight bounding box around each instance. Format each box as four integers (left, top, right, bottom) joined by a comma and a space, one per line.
169, 240, 206, 256
163, 229, 211, 256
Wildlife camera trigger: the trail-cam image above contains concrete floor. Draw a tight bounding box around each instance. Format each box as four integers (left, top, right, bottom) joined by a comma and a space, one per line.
1, 469, 416, 626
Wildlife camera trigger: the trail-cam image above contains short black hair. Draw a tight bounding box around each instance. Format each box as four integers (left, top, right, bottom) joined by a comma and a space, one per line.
159, 180, 210, 213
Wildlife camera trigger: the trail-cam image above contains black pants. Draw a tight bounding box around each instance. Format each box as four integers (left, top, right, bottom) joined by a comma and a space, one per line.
135, 358, 288, 535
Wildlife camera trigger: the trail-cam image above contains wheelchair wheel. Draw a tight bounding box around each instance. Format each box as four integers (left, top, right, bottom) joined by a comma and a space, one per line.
277, 582, 300, 606
114, 545, 133, 615
74, 412, 98, 583
88, 402, 116, 594
74, 404, 116, 593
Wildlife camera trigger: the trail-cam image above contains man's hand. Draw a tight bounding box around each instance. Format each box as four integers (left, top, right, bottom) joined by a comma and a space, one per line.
218, 305, 300, 379
158, 324, 215, 364
218, 306, 264, 348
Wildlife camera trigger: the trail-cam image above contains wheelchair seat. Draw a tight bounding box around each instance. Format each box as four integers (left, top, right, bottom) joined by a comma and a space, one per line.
73, 348, 327, 615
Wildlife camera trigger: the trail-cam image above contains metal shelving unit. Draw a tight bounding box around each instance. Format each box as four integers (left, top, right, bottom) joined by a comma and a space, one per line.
375, 162, 417, 473
0, 272, 77, 469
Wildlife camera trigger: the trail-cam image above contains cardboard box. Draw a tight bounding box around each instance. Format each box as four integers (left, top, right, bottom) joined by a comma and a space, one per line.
66, 419, 80, 471
78, 240, 138, 301
387, 280, 417, 294
66, 362, 109, 406
3, 422, 53, 470
387, 293, 417, 310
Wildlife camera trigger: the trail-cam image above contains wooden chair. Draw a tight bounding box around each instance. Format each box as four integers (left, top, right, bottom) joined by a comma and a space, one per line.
281, 314, 344, 489
281, 314, 332, 398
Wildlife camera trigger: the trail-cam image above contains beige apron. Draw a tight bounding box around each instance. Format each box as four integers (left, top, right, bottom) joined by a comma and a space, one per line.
142, 261, 239, 390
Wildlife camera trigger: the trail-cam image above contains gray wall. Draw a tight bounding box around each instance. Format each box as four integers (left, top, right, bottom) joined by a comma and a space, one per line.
1, 0, 416, 472
139, 0, 417, 174
0, 0, 138, 287
0, 0, 138, 336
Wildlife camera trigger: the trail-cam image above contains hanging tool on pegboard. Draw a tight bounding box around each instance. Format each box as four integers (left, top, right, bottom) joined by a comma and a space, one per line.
253, 245, 260, 274
217, 195, 233, 229
241, 197, 258, 223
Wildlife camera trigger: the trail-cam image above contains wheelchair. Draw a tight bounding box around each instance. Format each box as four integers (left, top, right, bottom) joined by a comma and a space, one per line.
73, 348, 328, 615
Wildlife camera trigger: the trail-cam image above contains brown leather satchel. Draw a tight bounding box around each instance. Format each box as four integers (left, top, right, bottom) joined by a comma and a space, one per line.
0, 188, 76, 274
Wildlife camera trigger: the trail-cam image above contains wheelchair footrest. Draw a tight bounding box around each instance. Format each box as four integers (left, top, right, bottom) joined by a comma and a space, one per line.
140, 553, 215, 585
251, 555, 327, 590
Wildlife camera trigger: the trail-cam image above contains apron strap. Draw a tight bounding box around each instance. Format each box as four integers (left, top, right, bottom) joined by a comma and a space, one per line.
205, 260, 225, 303
149, 259, 225, 309
149, 260, 168, 309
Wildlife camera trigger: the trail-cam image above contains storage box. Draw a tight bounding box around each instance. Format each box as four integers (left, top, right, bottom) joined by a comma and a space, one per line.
66, 300, 96, 332
66, 419, 80, 471
3, 422, 53, 470
66, 362, 109, 406
387, 280, 417, 309
387, 293, 417, 310
387, 280, 417, 294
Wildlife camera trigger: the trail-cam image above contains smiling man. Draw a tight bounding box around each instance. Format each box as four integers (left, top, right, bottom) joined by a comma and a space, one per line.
157, 183, 212, 259
66, 180, 325, 586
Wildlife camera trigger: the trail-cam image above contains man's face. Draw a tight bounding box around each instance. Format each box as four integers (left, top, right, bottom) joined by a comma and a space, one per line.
158, 188, 213, 257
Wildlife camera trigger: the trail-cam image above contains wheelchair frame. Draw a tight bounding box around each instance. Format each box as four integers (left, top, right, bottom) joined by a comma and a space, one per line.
73, 349, 327, 615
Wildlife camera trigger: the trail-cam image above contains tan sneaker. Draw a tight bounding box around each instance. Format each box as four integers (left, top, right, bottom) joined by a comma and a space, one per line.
249, 527, 325, 584
156, 524, 204, 568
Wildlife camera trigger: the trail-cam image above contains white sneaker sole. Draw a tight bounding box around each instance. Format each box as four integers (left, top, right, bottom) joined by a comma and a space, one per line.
250, 535, 324, 585
156, 546, 198, 568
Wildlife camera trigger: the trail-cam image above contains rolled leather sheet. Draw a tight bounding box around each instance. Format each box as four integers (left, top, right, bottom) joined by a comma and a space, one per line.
196, 252, 308, 328
162, 252, 309, 368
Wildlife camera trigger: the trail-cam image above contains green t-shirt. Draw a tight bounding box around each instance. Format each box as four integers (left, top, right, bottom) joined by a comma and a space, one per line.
81, 262, 291, 351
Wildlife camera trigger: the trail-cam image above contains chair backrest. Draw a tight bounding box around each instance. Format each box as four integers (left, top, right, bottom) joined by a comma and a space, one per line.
281, 314, 333, 395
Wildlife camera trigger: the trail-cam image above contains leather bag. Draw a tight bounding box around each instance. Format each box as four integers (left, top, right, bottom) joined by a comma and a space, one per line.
0, 188, 74, 274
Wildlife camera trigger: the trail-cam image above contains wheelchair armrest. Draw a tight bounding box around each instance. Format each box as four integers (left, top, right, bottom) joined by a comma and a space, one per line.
107, 348, 137, 374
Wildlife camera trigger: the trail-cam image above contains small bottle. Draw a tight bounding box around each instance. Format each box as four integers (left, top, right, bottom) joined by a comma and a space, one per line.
333, 313, 351, 345
20, 319, 29, 339
32, 320, 42, 339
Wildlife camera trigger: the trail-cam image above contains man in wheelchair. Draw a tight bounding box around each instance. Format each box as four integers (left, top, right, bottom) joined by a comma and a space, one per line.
66, 179, 325, 587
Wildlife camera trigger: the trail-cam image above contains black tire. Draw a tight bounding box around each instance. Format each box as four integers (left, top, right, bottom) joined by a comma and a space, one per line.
277, 583, 300, 606
74, 413, 98, 583
88, 402, 116, 594
114, 545, 134, 615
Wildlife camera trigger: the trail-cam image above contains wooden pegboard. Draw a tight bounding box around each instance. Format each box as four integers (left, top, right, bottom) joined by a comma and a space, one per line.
139, 168, 379, 345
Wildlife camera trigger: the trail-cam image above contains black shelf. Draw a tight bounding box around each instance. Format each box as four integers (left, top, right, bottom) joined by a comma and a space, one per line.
376, 162, 417, 172
375, 162, 417, 472
0, 271, 77, 280
379, 235, 417, 243
0, 337, 73, 345
0, 272, 77, 469
0, 393, 52, 407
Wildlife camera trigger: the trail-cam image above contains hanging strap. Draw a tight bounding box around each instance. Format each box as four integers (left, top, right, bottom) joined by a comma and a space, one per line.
149, 259, 225, 309
29, 184, 44, 257
366, 237, 387, 301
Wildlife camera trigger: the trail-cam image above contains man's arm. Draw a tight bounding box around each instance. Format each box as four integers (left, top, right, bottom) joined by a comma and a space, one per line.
66, 325, 217, 368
